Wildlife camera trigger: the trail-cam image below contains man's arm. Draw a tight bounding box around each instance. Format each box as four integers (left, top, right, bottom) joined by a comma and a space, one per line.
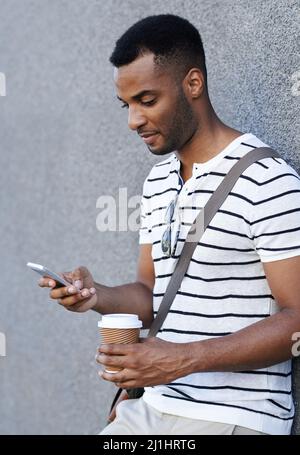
97, 255, 300, 389
93, 243, 155, 329
185, 255, 300, 373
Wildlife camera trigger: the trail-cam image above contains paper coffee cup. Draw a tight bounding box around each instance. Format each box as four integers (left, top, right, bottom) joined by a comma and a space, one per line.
98, 314, 142, 373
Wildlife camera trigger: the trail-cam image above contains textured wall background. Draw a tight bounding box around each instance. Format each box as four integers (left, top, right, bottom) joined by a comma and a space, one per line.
0, 0, 299, 435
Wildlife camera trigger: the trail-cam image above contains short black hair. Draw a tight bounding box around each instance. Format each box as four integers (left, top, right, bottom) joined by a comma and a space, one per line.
109, 14, 207, 87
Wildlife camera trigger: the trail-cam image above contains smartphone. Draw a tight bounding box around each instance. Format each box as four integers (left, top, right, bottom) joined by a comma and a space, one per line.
27, 262, 71, 288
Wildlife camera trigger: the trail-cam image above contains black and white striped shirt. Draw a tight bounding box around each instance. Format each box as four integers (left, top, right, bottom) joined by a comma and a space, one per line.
139, 133, 300, 435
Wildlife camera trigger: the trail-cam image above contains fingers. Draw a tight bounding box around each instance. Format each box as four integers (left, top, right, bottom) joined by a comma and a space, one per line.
70, 266, 90, 289
38, 276, 58, 288
99, 370, 137, 389
98, 343, 135, 356
50, 285, 96, 301
50, 285, 77, 299
57, 292, 92, 308
68, 268, 82, 290
95, 351, 139, 388
38, 266, 93, 293
95, 352, 126, 369
38, 269, 96, 312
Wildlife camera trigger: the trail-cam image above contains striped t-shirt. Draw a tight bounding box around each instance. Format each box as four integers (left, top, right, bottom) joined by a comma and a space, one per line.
139, 132, 300, 435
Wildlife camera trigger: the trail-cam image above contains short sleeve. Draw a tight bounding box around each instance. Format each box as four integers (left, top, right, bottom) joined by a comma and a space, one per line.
250, 160, 300, 262
139, 180, 152, 244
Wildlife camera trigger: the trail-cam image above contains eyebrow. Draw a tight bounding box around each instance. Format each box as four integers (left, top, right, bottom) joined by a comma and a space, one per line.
117, 90, 158, 103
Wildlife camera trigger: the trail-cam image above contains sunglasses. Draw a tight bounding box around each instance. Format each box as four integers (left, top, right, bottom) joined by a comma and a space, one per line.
161, 194, 181, 258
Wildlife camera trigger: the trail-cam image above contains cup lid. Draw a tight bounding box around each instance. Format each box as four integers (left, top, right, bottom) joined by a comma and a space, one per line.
98, 313, 142, 329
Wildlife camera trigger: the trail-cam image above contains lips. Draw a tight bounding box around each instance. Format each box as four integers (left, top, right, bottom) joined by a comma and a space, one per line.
139, 131, 159, 145
139, 131, 158, 138
141, 133, 159, 144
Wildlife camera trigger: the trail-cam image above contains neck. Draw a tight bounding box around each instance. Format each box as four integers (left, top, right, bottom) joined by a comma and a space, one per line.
175, 100, 244, 182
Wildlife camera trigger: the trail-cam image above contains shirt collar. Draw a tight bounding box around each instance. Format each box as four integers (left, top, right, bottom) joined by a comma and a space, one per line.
168, 133, 254, 178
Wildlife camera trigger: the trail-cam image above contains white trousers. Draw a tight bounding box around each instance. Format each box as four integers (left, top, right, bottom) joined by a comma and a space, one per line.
99, 398, 267, 435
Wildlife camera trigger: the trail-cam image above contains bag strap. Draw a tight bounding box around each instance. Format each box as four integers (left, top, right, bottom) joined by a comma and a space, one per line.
148, 146, 281, 337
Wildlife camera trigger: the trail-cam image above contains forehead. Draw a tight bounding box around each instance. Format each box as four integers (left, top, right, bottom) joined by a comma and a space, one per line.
113, 53, 174, 96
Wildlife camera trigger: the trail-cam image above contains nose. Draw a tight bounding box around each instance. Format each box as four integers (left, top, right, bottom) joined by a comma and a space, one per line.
127, 106, 147, 131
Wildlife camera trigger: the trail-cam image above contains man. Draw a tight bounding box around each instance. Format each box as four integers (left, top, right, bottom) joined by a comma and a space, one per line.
39, 14, 300, 435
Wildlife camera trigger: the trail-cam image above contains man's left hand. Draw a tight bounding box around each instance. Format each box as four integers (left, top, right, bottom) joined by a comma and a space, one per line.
95, 337, 193, 388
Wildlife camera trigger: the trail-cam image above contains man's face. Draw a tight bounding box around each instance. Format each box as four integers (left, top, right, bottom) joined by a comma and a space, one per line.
114, 53, 198, 156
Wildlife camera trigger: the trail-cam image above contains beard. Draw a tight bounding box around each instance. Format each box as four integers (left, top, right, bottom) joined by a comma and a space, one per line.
148, 87, 198, 156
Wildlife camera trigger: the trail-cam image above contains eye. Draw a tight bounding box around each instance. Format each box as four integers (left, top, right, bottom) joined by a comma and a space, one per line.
141, 99, 156, 106
120, 99, 156, 109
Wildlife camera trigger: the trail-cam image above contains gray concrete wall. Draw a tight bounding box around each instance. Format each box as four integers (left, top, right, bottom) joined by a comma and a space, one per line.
0, 0, 299, 434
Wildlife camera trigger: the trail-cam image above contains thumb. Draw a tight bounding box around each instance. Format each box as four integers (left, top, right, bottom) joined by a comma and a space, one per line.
71, 266, 87, 290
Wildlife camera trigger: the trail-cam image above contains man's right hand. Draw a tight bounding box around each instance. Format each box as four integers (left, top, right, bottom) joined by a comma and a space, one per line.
38, 266, 98, 313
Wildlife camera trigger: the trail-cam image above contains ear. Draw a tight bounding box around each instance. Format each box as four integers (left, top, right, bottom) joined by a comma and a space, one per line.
183, 68, 205, 99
